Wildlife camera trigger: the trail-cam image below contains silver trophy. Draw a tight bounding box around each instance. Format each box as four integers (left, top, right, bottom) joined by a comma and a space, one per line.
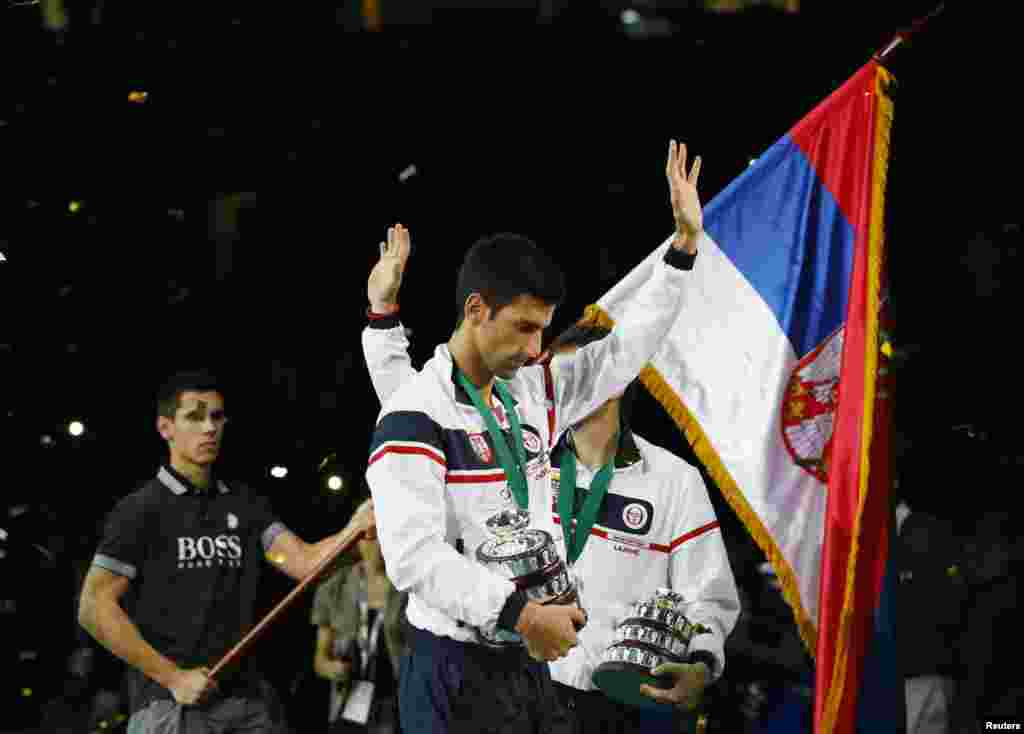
475, 508, 582, 648
591, 588, 709, 708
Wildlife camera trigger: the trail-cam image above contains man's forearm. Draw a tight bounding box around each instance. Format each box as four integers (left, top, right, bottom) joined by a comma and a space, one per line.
362, 317, 417, 406
301, 531, 354, 579
555, 255, 690, 433
313, 530, 349, 563
79, 597, 179, 688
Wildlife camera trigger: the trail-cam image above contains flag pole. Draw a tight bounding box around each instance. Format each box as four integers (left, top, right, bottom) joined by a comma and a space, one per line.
209, 525, 367, 679
874, 2, 946, 63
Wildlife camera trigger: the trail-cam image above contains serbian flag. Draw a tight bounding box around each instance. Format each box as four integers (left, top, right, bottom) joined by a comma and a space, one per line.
579, 59, 900, 733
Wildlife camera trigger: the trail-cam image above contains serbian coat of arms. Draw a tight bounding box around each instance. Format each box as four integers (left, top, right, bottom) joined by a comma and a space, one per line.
781, 327, 844, 484
781, 299, 892, 485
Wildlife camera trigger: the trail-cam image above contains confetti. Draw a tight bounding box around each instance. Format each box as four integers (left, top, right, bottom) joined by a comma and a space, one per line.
128, 91, 148, 104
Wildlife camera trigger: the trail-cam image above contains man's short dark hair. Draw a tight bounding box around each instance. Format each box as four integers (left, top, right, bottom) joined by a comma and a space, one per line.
157, 370, 223, 419
454, 233, 566, 327
548, 324, 641, 434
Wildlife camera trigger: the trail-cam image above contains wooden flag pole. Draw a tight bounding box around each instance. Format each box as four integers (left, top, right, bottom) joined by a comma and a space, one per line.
209, 524, 368, 679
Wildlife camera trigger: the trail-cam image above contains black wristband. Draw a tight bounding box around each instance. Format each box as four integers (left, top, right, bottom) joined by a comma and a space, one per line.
688, 650, 716, 676
497, 590, 530, 632
663, 246, 697, 271
366, 306, 402, 330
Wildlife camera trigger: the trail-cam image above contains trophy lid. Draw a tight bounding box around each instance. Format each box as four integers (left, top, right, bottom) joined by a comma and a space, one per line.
477, 528, 552, 564
485, 508, 531, 538
652, 588, 686, 610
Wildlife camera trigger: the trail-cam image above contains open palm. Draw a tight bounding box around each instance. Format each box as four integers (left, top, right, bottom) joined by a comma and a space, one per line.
367, 223, 411, 310
666, 140, 703, 242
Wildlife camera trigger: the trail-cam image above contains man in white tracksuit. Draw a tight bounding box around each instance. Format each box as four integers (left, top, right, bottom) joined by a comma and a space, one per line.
365, 142, 724, 734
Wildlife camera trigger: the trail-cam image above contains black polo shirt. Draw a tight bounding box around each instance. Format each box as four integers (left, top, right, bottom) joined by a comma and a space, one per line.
93, 466, 288, 708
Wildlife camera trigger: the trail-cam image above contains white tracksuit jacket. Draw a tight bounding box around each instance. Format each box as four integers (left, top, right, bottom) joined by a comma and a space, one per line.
364, 253, 738, 686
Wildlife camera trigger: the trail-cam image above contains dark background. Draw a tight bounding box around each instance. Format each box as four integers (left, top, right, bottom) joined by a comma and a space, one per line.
0, 0, 1019, 730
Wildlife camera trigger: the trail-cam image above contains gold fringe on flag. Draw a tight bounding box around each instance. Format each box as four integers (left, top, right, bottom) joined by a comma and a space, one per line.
819, 61, 895, 733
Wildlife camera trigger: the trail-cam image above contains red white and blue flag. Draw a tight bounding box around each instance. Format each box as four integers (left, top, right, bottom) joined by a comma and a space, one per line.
583, 59, 899, 733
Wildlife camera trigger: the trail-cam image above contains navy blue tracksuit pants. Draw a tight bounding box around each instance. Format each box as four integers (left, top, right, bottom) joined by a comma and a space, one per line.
399, 625, 557, 734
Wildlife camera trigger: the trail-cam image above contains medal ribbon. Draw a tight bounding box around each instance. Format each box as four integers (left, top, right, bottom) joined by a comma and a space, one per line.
558, 437, 616, 566
456, 370, 530, 510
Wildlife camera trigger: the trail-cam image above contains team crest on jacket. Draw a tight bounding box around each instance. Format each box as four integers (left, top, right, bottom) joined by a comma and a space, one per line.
469, 433, 493, 464
622, 502, 648, 530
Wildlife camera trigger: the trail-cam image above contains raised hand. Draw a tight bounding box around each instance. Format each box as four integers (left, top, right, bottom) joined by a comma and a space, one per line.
666, 141, 703, 254
367, 223, 412, 314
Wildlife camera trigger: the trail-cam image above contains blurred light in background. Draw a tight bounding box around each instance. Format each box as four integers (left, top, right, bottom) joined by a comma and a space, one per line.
327, 475, 344, 492
270, 465, 288, 479
398, 164, 417, 183
68, 420, 84, 437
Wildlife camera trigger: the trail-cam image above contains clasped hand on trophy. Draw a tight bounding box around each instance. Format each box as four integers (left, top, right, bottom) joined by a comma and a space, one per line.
638, 660, 710, 710
515, 593, 587, 662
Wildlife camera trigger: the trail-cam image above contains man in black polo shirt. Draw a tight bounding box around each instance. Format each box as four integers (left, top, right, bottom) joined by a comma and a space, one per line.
78, 370, 373, 733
